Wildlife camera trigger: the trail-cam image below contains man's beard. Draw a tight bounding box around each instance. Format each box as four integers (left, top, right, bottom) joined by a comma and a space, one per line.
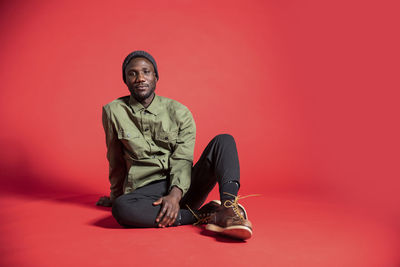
129, 85, 156, 102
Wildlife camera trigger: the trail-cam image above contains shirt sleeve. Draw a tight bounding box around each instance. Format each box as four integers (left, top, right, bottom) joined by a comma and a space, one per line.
102, 106, 126, 201
168, 107, 196, 196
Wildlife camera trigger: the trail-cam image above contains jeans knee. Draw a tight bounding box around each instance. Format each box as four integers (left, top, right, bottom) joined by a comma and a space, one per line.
214, 134, 236, 146
112, 196, 138, 224
111, 197, 128, 223
112, 196, 157, 228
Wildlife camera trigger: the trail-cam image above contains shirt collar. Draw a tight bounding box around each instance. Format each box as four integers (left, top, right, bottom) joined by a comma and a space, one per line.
129, 94, 160, 115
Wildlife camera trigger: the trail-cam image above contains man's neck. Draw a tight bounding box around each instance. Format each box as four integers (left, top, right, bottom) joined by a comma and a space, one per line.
138, 93, 155, 108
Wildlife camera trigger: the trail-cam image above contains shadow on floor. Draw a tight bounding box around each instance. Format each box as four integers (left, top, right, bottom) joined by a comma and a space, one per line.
0, 140, 101, 210
196, 226, 247, 243
90, 214, 124, 229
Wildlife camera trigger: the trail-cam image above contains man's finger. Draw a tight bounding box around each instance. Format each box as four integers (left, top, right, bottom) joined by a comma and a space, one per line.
166, 208, 175, 226
96, 196, 112, 207
170, 208, 179, 226
160, 205, 172, 227
153, 198, 163, 206
165, 205, 178, 227
159, 204, 170, 227
96, 196, 105, 204
168, 211, 178, 226
156, 203, 168, 224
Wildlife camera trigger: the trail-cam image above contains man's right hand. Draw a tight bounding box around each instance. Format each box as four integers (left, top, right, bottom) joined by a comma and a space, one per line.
96, 196, 113, 207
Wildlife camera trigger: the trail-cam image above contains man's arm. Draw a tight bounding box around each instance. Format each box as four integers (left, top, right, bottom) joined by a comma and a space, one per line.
153, 106, 196, 227
169, 107, 196, 195
97, 106, 126, 206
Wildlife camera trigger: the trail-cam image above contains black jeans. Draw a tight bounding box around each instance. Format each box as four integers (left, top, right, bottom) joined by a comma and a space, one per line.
112, 134, 240, 227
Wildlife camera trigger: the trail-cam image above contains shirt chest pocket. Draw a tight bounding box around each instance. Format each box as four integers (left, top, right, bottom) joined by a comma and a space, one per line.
155, 130, 178, 151
117, 128, 145, 159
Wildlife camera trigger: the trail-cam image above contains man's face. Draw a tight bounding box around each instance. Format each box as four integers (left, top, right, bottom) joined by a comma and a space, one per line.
124, 57, 157, 103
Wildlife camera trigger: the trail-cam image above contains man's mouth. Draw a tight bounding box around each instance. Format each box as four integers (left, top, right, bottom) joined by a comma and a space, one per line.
135, 84, 148, 89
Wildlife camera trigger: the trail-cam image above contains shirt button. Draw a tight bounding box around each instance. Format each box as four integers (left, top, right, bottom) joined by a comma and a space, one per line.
151, 143, 155, 146
144, 128, 149, 131
164, 137, 168, 140
162, 159, 165, 162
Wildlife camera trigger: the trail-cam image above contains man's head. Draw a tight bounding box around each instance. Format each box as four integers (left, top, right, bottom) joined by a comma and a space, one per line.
122, 51, 159, 104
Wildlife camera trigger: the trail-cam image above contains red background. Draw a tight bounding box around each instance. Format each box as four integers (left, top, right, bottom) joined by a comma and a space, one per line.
0, 0, 399, 266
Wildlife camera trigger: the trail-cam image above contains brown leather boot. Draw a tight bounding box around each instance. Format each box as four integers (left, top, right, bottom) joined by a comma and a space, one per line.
205, 197, 253, 240
190, 199, 248, 224
190, 200, 221, 225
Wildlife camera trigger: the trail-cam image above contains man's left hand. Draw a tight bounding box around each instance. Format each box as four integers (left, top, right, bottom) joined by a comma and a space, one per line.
96, 196, 113, 207
153, 186, 182, 227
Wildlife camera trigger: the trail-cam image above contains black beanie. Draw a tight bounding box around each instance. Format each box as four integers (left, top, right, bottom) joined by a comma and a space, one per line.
122, 50, 159, 83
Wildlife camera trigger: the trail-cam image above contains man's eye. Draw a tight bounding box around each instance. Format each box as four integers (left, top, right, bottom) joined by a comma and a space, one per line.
144, 70, 150, 74
129, 72, 136, 76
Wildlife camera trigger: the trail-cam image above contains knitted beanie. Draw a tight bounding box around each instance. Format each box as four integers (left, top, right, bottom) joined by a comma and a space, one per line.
122, 50, 159, 83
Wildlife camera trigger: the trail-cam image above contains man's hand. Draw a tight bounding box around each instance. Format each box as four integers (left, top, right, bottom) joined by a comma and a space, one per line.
153, 186, 182, 227
96, 196, 113, 207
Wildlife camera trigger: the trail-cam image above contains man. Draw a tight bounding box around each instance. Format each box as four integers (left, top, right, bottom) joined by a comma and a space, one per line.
97, 50, 253, 240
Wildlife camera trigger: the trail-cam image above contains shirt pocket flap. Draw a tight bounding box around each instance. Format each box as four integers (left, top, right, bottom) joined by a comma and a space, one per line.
118, 128, 140, 140
156, 130, 178, 142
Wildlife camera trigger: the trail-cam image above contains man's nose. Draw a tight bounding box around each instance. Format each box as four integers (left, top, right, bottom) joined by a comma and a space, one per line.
137, 72, 146, 82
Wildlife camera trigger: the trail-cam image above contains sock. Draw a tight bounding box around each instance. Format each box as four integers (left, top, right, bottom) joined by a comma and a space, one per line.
178, 209, 196, 225
220, 181, 239, 203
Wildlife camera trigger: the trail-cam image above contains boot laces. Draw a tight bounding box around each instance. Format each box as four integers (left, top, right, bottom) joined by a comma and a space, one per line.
187, 193, 260, 225
222, 192, 260, 221
186, 205, 212, 226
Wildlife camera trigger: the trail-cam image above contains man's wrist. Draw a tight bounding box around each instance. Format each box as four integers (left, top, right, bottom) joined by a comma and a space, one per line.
169, 186, 183, 200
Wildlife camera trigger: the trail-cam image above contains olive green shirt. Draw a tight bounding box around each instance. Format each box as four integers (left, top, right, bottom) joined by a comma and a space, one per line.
102, 94, 196, 201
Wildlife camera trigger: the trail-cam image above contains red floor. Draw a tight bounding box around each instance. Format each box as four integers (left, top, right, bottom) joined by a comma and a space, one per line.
1, 189, 398, 267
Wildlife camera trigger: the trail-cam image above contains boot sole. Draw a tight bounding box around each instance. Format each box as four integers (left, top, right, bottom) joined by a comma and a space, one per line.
206, 223, 253, 240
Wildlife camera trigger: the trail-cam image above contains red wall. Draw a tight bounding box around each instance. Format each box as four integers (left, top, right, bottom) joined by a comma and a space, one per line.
0, 0, 399, 224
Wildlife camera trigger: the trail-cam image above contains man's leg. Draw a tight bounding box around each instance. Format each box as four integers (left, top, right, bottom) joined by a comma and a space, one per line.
180, 134, 253, 239
181, 134, 240, 210
112, 180, 170, 228
112, 179, 196, 227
